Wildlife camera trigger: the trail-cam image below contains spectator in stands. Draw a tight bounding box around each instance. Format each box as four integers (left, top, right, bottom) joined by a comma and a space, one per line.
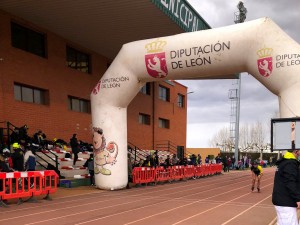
211, 157, 216, 164
231, 155, 236, 169
126, 153, 132, 189
11, 143, 24, 172
250, 160, 263, 192
272, 156, 277, 166
179, 157, 188, 166
205, 156, 210, 164
83, 153, 95, 186
236, 160, 242, 170
10, 127, 20, 144
227, 157, 232, 170
244, 155, 249, 168
149, 154, 155, 167
222, 155, 229, 172
190, 154, 197, 166
142, 155, 150, 167
197, 154, 202, 165
269, 156, 273, 167
215, 154, 222, 164
24, 147, 36, 172
24, 147, 36, 188
159, 156, 164, 166
0, 152, 13, 173
2, 148, 13, 169
248, 155, 252, 168
18, 125, 30, 146
153, 151, 159, 168
33, 130, 46, 147
70, 134, 79, 167
164, 155, 171, 169
138, 159, 144, 167
240, 156, 245, 170
0, 153, 13, 202
171, 154, 179, 166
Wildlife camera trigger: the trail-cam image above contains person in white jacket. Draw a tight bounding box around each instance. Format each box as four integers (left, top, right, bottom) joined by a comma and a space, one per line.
24, 148, 36, 171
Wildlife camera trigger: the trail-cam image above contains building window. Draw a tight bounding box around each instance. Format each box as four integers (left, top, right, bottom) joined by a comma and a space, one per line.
177, 94, 185, 108
140, 83, 151, 95
14, 83, 47, 105
159, 118, 170, 129
159, 85, 170, 101
139, 113, 151, 125
68, 96, 91, 113
66, 46, 90, 73
11, 22, 46, 58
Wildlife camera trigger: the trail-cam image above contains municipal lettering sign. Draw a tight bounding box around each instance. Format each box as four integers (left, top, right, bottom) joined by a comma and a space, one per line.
152, 0, 211, 32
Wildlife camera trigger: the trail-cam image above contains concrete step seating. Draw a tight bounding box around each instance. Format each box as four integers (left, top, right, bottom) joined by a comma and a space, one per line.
134, 150, 172, 161
35, 148, 91, 179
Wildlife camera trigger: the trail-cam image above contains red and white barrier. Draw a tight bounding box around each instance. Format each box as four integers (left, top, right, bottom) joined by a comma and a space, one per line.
132, 164, 222, 185
0, 170, 59, 207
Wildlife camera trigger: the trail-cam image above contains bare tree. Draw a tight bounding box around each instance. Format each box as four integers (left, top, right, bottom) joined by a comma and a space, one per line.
239, 123, 251, 150
210, 121, 269, 153
209, 127, 233, 152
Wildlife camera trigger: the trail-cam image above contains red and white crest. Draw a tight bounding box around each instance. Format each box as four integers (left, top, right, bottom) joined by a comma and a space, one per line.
145, 52, 168, 78
92, 81, 101, 95
257, 57, 273, 77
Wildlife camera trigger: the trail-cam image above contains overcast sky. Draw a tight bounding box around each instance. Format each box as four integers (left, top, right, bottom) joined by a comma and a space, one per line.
179, 0, 300, 147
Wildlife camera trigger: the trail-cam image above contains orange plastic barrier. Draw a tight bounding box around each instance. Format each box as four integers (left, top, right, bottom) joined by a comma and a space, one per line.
171, 166, 185, 180
210, 164, 216, 175
194, 165, 204, 177
184, 165, 195, 179
211, 164, 222, 174
132, 167, 141, 184
216, 164, 223, 174
202, 164, 211, 176
131, 164, 224, 185
155, 167, 171, 182
41, 170, 59, 198
132, 167, 155, 184
0, 170, 59, 207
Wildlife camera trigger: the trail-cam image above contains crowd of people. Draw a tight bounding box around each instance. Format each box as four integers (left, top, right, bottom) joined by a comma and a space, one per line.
0, 124, 91, 176
0, 142, 37, 199
130, 152, 206, 169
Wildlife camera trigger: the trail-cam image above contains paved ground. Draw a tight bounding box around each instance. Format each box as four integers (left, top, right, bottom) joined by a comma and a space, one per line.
0, 167, 278, 225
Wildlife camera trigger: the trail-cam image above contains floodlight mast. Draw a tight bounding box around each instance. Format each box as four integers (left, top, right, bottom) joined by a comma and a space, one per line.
231, 2, 247, 167
234, 1, 247, 24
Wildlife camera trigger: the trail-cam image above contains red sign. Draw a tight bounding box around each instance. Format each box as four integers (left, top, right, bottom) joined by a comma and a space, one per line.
257, 57, 273, 77
145, 52, 168, 78
92, 81, 101, 95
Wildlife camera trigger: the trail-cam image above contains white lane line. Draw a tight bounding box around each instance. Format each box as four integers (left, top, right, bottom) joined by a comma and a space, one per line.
5, 169, 275, 225
221, 195, 272, 225
172, 184, 273, 225
268, 216, 277, 225
25, 177, 253, 225
1, 172, 250, 221
124, 180, 274, 225
0, 173, 233, 215
32, 174, 271, 225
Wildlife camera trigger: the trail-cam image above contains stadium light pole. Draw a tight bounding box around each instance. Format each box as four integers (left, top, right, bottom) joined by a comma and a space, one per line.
233, 1, 247, 166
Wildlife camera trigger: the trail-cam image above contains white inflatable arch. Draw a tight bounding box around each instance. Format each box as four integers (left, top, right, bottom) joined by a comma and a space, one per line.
91, 18, 300, 190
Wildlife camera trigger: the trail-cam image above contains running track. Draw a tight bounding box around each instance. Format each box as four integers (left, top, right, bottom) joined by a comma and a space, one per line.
0, 167, 278, 225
